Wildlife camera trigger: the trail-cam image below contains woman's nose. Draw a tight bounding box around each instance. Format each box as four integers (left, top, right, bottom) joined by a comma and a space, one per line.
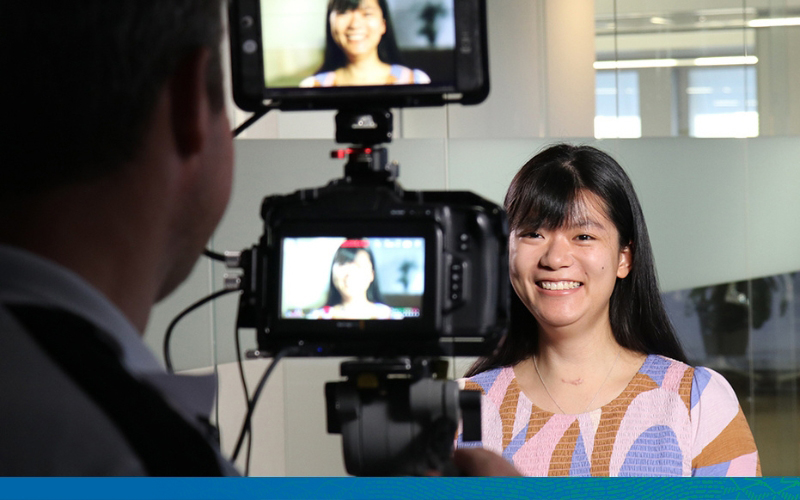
348, 11, 364, 27
539, 236, 572, 269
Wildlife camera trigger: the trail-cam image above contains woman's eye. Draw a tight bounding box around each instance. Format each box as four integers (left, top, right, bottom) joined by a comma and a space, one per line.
520, 231, 541, 239
576, 234, 594, 241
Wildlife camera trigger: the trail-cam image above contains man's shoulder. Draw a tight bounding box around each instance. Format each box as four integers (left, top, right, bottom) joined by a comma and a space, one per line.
0, 305, 146, 475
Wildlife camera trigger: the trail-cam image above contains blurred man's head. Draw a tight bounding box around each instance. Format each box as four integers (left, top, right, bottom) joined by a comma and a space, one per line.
0, 0, 234, 326
1, 0, 226, 195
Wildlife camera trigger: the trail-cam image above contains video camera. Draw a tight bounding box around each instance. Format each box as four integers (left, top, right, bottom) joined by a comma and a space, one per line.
227, 0, 507, 475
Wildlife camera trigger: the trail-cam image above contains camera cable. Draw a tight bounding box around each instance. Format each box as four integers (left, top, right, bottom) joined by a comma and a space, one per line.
163, 288, 239, 374
232, 107, 270, 138
203, 249, 226, 262
231, 312, 252, 474
230, 346, 297, 468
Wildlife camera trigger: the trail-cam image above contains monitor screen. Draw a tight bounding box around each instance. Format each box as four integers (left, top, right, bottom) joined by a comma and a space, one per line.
260, 0, 456, 89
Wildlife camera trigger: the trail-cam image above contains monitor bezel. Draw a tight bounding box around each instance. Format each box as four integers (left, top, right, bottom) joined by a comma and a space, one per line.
229, 0, 489, 112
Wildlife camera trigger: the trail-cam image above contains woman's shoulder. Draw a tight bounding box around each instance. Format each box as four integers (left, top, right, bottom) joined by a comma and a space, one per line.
299, 71, 336, 88
371, 302, 403, 319
389, 65, 431, 84
688, 364, 741, 409
457, 365, 514, 394
305, 306, 334, 319
640, 355, 740, 408
637, 354, 694, 380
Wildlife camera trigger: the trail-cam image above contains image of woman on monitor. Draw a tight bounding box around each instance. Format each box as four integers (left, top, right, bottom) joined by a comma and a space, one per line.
306, 240, 404, 319
299, 0, 431, 87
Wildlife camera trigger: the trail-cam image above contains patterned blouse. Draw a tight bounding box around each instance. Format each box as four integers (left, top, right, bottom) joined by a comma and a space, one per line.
456, 354, 760, 476
299, 64, 431, 87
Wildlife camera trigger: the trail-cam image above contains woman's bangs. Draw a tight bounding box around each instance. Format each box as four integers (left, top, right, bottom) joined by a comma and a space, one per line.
330, 0, 361, 13
509, 167, 586, 232
333, 247, 359, 265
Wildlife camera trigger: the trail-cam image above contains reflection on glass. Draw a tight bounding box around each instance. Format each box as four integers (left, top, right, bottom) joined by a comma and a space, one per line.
594, 70, 641, 138
687, 66, 758, 138
594, 3, 774, 138
662, 271, 800, 475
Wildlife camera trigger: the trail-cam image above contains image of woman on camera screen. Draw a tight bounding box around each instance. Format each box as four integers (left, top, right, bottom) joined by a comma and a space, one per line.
455, 144, 760, 476
299, 0, 431, 87
307, 239, 404, 320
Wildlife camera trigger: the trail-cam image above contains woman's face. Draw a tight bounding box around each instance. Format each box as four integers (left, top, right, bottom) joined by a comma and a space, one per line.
508, 191, 632, 334
332, 249, 375, 301
329, 0, 386, 61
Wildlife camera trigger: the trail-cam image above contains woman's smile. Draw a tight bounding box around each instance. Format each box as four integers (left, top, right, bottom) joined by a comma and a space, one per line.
537, 280, 583, 291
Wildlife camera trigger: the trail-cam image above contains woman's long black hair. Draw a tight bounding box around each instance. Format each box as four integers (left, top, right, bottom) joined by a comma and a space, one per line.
316, 0, 404, 74
466, 144, 687, 377
325, 243, 385, 306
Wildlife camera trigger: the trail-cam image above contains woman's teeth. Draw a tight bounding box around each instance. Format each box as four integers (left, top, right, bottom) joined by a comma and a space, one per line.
539, 281, 582, 290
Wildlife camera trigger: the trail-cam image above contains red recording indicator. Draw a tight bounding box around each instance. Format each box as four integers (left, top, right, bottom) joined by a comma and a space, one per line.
341, 239, 369, 248
330, 147, 373, 159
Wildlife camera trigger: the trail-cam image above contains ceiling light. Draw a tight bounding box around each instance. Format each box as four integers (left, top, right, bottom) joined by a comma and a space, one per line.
747, 17, 800, 27
594, 56, 758, 70
693, 56, 758, 66
594, 59, 678, 69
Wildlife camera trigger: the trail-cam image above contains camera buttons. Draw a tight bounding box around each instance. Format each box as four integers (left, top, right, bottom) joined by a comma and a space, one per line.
243, 40, 258, 54
450, 261, 466, 304
459, 233, 470, 252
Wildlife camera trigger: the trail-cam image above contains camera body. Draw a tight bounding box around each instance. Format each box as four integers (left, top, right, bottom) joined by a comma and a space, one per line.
227, 0, 501, 474
236, 147, 509, 358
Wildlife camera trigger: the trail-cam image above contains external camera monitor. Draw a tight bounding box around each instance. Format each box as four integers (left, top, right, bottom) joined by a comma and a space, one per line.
230, 0, 489, 111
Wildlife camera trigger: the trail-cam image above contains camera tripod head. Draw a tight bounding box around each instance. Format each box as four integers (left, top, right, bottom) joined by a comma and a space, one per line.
325, 357, 482, 476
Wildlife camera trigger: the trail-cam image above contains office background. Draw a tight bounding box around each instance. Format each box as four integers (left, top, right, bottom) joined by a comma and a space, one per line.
145, 0, 800, 475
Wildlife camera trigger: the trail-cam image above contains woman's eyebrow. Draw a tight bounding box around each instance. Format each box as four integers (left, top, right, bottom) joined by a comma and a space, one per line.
567, 218, 606, 230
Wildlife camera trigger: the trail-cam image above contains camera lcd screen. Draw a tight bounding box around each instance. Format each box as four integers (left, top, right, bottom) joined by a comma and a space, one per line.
280, 236, 425, 321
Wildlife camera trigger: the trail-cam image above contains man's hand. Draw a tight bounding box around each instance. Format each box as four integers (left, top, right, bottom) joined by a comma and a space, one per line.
452, 448, 521, 476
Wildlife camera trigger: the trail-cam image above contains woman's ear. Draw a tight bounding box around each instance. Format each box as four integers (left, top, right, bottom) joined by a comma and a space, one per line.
617, 243, 632, 279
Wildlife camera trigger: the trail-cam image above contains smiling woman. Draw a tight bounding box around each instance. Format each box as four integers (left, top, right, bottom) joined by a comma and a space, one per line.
299, 0, 431, 87
456, 143, 760, 477
306, 239, 403, 320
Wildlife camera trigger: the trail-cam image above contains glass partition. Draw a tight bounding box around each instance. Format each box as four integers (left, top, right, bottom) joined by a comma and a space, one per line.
594, 0, 800, 476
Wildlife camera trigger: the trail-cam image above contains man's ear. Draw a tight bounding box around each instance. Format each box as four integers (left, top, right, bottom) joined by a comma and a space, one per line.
168, 48, 212, 158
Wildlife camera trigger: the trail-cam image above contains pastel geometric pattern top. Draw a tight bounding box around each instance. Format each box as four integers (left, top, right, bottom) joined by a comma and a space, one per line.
299, 64, 432, 87
456, 355, 760, 477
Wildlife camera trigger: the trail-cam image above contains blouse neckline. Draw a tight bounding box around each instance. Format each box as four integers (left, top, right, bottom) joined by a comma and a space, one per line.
509, 354, 656, 416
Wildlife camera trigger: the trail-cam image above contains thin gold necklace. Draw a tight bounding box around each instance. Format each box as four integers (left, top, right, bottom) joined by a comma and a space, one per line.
533, 350, 622, 414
